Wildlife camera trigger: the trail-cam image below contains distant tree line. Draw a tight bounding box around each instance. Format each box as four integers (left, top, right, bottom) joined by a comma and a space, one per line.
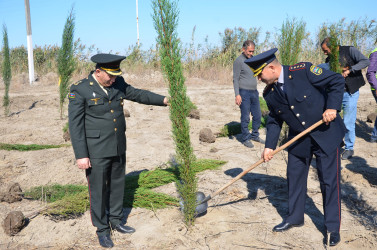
1, 17, 376, 78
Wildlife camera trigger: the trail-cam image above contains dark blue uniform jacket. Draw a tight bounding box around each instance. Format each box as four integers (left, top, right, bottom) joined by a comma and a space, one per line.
263, 62, 346, 158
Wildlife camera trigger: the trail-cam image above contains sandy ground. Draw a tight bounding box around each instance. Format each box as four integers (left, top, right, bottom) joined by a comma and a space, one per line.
0, 72, 377, 249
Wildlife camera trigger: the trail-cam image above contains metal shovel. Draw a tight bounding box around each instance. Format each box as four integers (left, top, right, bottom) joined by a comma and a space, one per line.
196, 120, 325, 214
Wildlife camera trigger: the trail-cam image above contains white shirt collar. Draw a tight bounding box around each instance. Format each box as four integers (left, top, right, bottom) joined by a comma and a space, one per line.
278, 68, 284, 84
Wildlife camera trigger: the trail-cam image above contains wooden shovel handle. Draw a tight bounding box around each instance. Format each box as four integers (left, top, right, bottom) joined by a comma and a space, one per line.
210, 120, 325, 199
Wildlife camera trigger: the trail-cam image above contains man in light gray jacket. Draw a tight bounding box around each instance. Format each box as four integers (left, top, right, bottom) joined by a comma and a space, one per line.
233, 40, 264, 148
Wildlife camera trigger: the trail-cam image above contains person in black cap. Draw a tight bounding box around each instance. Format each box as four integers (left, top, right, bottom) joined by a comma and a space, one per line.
245, 49, 345, 246
68, 53, 168, 248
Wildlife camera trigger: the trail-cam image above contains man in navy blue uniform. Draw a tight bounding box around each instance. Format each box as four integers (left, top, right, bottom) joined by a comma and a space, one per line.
245, 48, 345, 247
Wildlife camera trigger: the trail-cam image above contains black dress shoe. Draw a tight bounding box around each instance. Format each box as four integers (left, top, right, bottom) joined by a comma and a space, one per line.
98, 235, 114, 248
114, 224, 136, 234
272, 221, 304, 232
329, 232, 341, 246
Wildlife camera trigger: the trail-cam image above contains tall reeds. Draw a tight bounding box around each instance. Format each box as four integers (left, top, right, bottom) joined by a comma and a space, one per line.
2, 24, 11, 116
0, 17, 375, 85
152, 0, 197, 226
277, 17, 307, 65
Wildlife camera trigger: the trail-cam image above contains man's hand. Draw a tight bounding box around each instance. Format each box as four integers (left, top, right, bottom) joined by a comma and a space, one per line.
77, 158, 91, 169
235, 95, 242, 106
262, 148, 274, 162
163, 97, 169, 106
342, 67, 351, 78
322, 109, 337, 125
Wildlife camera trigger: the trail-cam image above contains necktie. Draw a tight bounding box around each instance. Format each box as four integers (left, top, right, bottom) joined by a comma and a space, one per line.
277, 82, 284, 92
104, 86, 112, 96
275, 82, 286, 99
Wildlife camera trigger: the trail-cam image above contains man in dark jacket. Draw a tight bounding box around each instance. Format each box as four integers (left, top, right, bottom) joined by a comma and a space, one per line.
321, 38, 370, 159
68, 54, 168, 248
245, 48, 345, 247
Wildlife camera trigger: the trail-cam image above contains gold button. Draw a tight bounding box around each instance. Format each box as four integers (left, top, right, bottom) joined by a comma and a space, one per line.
114, 128, 117, 131
109, 101, 112, 104
291, 106, 294, 109
304, 95, 306, 98
113, 119, 116, 122
111, 110, 114, 113
302, 121, 305, 125
296, 113, 300, 117
278, 110, 281, 113
272, 88, 274, 91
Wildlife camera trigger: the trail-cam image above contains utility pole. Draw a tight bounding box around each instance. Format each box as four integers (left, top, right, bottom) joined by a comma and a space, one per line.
136, 0, 139, 46
24, 0, 35, 85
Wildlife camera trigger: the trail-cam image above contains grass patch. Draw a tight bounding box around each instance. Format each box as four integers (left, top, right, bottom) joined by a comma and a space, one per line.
25, 184, 87, 202
0, 143, 69, 151
124, 188, 179, 209
25, 159, 226, 219
218, 98, 269, 137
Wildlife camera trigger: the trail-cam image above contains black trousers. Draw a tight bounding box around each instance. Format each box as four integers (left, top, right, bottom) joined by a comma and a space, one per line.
86, 154, 126, 236
285, 142, 341, 233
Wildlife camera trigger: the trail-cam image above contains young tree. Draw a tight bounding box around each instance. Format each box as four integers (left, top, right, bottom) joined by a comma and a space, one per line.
152, 0, 197, 226
327, 29, 342, 74
2, 24, 11, 116
57, 8, 76, 119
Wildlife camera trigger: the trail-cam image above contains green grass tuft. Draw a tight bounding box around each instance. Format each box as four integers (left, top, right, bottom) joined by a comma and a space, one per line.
124, 188, 179, 209
218, 97, 268, 137
25, 184, 87, 203
25, 159, 226, 219
0, 143, 69, 151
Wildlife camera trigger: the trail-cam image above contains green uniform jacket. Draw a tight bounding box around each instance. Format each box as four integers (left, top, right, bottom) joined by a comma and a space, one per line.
68, 72, 165, 159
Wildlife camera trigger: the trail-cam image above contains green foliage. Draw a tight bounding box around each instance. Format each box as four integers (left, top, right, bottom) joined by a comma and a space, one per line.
1, 17, 375, 82
152, 0, 197, 226
57, 8, 76, 119
63, 122, 69, 133
2, 24, 11, 115
0, 143, 68, 151
318, 18, 377, 56
46, 191, 89, 218
218, 97, 269, 137
25, 184, 87, 203
124, 188, 178, 209
327, 31, 342, 74
25, 159, 225, 219
277, 17, 307, 65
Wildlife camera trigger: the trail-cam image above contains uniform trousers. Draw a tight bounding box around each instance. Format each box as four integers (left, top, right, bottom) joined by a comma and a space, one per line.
86, 154, 126, 236
285, 140, 341, 233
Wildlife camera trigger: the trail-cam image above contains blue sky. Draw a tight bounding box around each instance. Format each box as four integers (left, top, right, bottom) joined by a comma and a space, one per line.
0, 0, 376, 54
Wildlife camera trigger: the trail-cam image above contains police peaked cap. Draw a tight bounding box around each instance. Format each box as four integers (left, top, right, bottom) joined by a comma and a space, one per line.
91, 53, 127, 76
244, 48, 278, 76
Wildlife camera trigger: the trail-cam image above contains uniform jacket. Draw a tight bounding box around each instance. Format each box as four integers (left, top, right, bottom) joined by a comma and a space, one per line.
68, 72, 165, 159
263, 62, 346, 157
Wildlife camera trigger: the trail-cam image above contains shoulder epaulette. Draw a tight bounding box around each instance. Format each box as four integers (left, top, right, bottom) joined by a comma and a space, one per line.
73, 79, 83, 85
289, 62, 306, 71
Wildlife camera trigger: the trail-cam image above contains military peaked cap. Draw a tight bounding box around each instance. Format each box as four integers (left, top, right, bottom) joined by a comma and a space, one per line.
244, 48, 278, 76
91, 53, 127, 76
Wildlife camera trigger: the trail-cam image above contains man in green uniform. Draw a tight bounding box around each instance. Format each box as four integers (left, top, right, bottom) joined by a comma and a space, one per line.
68, 53, 168, 248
